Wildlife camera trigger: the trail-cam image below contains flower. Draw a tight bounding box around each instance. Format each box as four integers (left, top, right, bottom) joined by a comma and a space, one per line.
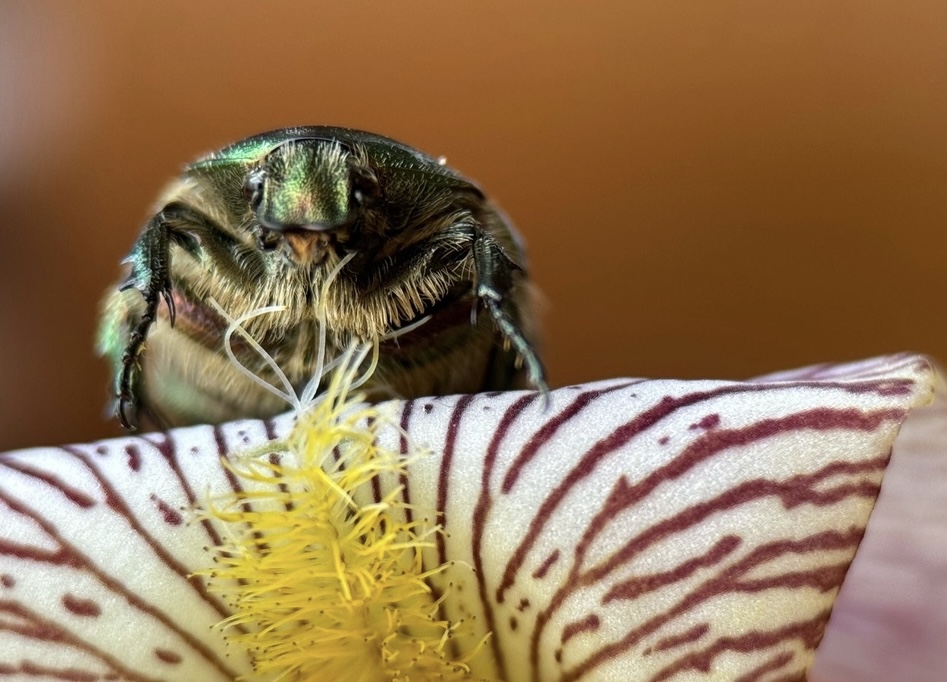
809, 396, 947, 682
0, 353, 937, 681
196, 343, 487, 681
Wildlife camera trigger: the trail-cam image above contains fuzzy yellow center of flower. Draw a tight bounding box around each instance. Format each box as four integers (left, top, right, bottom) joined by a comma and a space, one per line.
196, 365, 487, 681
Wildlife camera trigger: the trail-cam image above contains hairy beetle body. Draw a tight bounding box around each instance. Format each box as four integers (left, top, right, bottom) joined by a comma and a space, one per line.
98, 127, 545, 429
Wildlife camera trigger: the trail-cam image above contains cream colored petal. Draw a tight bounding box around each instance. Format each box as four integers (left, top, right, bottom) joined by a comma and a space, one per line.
0, 353, 937, 681
380, 353, 936, 681
811, 398, 947, 682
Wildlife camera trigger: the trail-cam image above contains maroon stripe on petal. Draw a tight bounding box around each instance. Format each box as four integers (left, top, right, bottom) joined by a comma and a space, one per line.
135, 434, 250, 635
644, 613, 825, 682
435, 394, 475, 565
141, 434, 223, 548
501, 381, 641, 494
62, 594, 101, 618
269, 452, 294, 512
592, 455, 887, 590
367, 416, 381, 504
561, 614, 600, 645
0, 537, 80, 567
605, 535, 741, 603
644, 622, 710, 655
0, 460, 96, 509
517, 406, 897, 613
0, 599, 164, 682
125, 445, 142, 472
532, 473, 881, 677
214, 426, 268, 553
0, 490, 239, 680
61, 445, 236, 625
498, 383, 789, 605
734, 651, 795, 682
564, 529, 860, 681
154, 648, 183, 664
532, 549, 561, 580
471, 391, 539, 679
689, 413, 720, 430
427, 394, 476, 663
148, 494, 183, 526
519, 404, 900, 680
398, 400, 416, 525
11, 661, 98, 682
263, 418, 279, 441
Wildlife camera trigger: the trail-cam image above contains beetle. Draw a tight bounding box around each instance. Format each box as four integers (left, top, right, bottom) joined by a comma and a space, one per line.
97, 126, 546, 429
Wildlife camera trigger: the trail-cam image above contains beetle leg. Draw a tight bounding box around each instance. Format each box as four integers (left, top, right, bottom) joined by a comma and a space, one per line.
115, 203, 219, 429
116, 212, 174, 428
472, 230, 549, 395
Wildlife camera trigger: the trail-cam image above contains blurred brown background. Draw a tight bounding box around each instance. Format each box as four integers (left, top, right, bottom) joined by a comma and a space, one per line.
2, 3, 946, 678
2, 0, 947, 451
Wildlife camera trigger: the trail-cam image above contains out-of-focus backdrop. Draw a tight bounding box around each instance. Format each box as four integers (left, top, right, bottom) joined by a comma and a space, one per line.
2, 1, 946, 450
2, 3, 946, 680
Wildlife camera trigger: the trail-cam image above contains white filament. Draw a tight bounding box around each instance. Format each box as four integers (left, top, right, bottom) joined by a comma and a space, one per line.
209, 250, 418, 416
209, 301, 302, 412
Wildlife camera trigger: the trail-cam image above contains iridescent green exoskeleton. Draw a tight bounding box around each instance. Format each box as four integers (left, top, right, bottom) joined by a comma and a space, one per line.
97, 127, 546, 429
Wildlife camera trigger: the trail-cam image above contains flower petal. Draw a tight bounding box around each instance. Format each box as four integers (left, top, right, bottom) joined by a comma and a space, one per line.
811, 397, 947, 682
0, 353, 936, 681
383, 353, 936, 681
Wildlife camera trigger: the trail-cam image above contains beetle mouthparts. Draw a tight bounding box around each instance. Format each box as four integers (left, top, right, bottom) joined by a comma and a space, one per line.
260, 222, 331, 233
280, 229, 335, 266
258, 215, 346, 233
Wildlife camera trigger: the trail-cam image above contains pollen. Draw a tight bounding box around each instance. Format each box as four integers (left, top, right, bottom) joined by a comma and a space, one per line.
194, 344, 488, 681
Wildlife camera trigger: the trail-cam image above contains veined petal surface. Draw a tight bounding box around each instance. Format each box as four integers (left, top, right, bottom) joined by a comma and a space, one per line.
811, 397, 947, 682
0, 353, 937, 681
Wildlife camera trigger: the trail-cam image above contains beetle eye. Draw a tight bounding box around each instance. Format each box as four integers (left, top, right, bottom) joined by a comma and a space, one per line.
350, 169, 380, 208
243, 172, 265, 210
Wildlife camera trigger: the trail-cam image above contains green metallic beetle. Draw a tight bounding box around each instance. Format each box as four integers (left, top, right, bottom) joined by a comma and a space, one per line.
97, 126, 546, 429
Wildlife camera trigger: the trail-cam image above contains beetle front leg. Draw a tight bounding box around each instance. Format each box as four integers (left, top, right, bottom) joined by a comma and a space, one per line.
116, 211, 175, 427
115, 203, 209, 428
472, 230, 549, 394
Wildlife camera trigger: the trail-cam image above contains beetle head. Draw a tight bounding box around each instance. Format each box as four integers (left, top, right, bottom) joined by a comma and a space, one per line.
245, 139, 379, 265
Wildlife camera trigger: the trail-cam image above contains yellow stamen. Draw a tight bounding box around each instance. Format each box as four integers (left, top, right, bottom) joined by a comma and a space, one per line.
194, 335, 489, 680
